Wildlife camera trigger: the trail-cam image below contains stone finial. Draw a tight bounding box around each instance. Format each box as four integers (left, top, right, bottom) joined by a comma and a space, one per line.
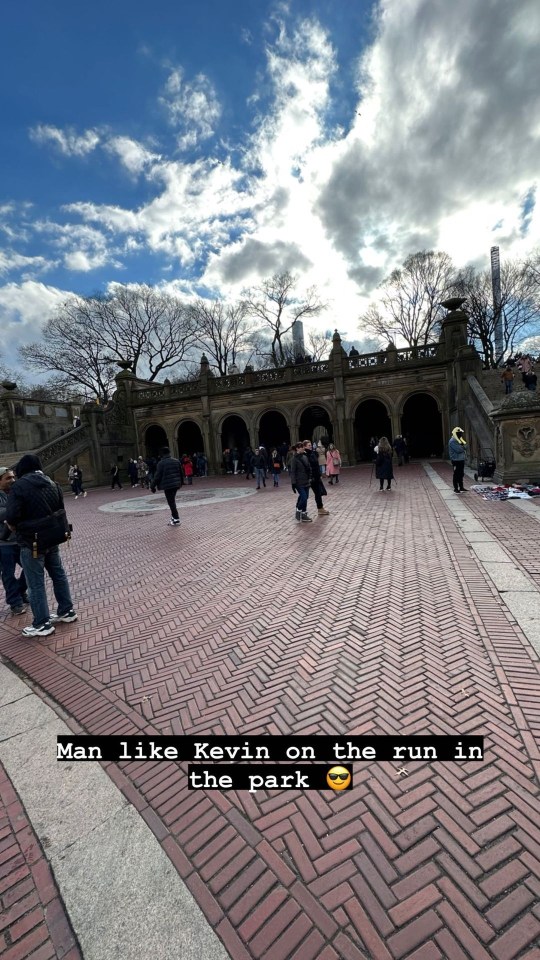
116, 359, 133, 371
441, 297, 467, 313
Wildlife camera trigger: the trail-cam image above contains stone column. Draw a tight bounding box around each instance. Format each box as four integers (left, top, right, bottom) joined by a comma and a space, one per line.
491, 392, 540, 484
330, 330, 350, 464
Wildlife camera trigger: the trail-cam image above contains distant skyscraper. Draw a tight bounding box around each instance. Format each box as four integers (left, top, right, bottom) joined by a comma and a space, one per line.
292, 320, 305, 358
490, 246, 503, 361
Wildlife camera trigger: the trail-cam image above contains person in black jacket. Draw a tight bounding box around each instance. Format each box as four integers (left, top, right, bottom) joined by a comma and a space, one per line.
290, 443, 312, 522
5, 455, 77, 637
242, 447, 255, 479
375, 437, 394, 491
152, 447, 183, 525
302, 441, 329, 516
252, 448, 267, 489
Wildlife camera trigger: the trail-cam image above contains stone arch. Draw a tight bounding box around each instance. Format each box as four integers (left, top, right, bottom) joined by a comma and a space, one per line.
353, 398, 393, 461
399, 392, 444, 458
297, 403, 334, 444
144, 423, 169, 459
219, 414, 250, 455
176, 418, 204, 456
257, 409, 291, 451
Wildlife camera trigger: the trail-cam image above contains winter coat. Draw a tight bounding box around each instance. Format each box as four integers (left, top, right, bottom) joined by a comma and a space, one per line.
375, 451, 394, 481
290, 453, 311, 488
182, 456, 194, 477
317, 444, 326, 467
252, 452, 267, 470
153, 456, 183, 491
0, 489, 17, 546
270, 454, 283, 473
326, 447, 341, 477
5, 471, 65, 548
448, 437, 467, 461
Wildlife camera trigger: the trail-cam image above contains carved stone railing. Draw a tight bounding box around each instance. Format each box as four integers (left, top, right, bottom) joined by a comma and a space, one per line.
291, 361, 331, 377
32, 425, 90, 468
134, 387, 166, 401
254, 369, 287, 384
348, 352, 387, 369
396, 344, 440, 362
209, 375, 247, 391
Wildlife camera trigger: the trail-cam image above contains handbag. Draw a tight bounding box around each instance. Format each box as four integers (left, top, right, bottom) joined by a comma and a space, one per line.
17, 509, 72, 554
332, 457, 341, 467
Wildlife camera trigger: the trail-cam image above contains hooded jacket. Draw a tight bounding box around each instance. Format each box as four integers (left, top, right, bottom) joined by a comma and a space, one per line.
448, 427, 467, 461
5, 471, 65, 547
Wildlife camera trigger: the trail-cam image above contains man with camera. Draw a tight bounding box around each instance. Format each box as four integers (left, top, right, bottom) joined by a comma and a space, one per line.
5, 455, 77, 637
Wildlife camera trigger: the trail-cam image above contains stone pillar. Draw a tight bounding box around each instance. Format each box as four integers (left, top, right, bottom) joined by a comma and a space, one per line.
491, 392, 540, 484
199, 355, 217, 475
330, 330, 351, 464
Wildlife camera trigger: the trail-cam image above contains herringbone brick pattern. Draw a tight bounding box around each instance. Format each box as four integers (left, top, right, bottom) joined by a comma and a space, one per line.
0, 761, 81, 959
1, 468, 540, 959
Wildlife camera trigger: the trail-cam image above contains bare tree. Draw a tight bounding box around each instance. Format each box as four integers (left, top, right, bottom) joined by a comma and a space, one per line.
455, 258, 540, 367
305, 329, 332, 361
19, 285, 198, 401
188, 298, 257, 374
243, 272, 326, 367
361, 251, 456, 348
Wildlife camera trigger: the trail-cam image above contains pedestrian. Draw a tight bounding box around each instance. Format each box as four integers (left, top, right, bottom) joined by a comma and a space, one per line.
270, 449, 282, 487
258, 446, 269, 477
68, 463, 78, 497
73, 463, 86, 498
393, 436, 407, 466
72, 416, 81, 429
243, 447, 255, 479
290, 442, 313, 522
448, 426, 467, 494
375, 437, 394, 491
500, 365, 514, 394
137, 456, 148, 488
253, 448, 267, 489
317, 441, 326, 475
197, 453, 208, 477
0, 467, 28, 615
181, 454, 194, 485
326, 443, 342, 485
145, 457, 156, 488
151, 447, 183, 526
524, 370, 537, 392
231, 447, 239, 475
110, 464, 122, 489
369, 437, 378, 460
5, 455, 77, 637
128, 459, 139, 487
303, 441, 329, 516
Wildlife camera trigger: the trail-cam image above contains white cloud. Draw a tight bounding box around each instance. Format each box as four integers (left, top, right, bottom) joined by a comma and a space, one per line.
33, 221, 121, 272
0, 280, 68, 370
0, 251, 56, 277
29, 124, 101, 157
105, 136, 160, 176
159, 67, 222, 150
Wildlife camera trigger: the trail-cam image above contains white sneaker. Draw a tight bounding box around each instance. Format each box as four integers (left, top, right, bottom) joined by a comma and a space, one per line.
22, 623, 55, 637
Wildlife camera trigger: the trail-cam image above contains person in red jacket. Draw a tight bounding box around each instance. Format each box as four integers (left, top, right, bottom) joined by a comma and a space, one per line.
181, 454, 194, 485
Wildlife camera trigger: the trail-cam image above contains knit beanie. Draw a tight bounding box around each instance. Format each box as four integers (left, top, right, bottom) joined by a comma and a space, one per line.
15, 454, 43, 478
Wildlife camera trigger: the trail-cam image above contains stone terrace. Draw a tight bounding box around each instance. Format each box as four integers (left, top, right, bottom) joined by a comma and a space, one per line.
1, 466, 540, 960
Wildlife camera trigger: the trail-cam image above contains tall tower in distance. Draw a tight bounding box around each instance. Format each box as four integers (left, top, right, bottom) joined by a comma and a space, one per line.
292, 320, 305, 359
490, 246, 503, 363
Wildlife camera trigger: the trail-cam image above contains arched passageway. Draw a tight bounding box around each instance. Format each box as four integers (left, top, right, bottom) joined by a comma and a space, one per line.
221, 415, 250, 455
258, 411, 290, 451
177, 420, 204, 456
354, 399, 392, 461
299, 406, 333, 444
145, 424, 169, 459
401, 394, 443, 458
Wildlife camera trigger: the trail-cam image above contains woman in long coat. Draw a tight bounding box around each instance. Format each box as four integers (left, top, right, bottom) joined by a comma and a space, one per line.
375, 437, 394, 491
317, 441, 326, 474
326, 443, 341, 485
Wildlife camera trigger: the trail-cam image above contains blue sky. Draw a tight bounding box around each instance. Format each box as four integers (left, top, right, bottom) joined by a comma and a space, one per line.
1, 0, 539, 371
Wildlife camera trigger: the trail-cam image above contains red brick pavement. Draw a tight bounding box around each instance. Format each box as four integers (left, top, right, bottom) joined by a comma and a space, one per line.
0, 762, 81, 959
1, 468, 540, 959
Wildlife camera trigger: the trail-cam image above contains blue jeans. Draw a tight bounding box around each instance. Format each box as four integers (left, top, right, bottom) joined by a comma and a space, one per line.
505, 381, 513, 393
255, 468, 266, 487
0, 546, 27, 609
20, 546, 74, 628
296, 485, 309, 512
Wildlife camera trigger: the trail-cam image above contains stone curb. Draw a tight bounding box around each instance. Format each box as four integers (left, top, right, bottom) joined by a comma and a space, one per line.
0, 659, 230, 960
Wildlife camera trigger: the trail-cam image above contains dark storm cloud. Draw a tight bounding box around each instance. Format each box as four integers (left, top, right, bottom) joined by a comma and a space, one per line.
218, 238, 312, 284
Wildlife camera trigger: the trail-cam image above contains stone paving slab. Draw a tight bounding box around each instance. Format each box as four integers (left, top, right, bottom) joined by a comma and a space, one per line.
1, 469, 540, 959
